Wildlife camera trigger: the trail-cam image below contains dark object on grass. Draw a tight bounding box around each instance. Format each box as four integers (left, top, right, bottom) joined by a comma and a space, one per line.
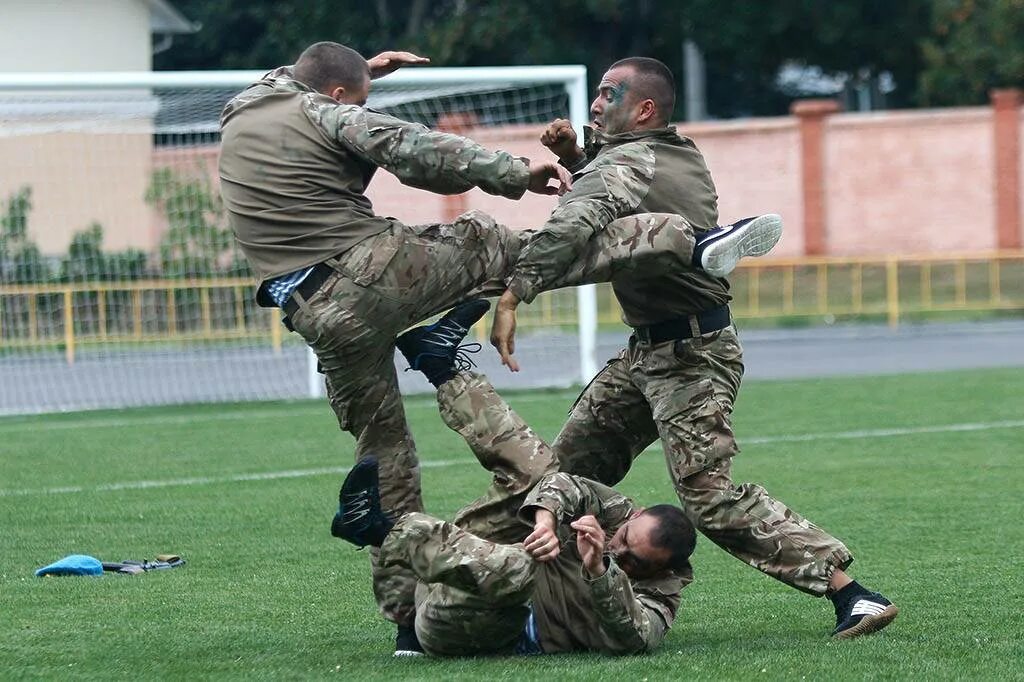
102, 554, 186, 574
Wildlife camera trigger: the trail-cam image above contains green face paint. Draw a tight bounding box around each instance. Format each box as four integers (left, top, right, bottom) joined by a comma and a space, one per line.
596, 78, 633, 135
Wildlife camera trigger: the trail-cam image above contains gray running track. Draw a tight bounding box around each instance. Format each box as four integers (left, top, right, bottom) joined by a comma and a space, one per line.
1, 320, 1022, 415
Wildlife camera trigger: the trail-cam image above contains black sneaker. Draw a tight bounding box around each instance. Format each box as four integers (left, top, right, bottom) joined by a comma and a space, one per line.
395, 624, 425, 657
693, 214, 783, 277
330, 456, 393, 548
396, 299, 490, 387
832, 591, 899, 639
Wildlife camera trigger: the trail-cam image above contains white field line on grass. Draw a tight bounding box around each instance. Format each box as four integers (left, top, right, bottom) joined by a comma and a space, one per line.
0, 393, 577, 432
2, 419, 1022, 498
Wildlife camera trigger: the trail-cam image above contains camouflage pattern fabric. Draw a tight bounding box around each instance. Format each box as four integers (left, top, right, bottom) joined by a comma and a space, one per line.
553, 326, 853, 596
376, 371, 552, 656
378, 372, 685, 656
380, 512, 535, 657
304, 97, 531, 199
287, 212, 702, 625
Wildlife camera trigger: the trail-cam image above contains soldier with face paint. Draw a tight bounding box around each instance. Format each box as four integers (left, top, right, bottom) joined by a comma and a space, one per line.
490, 57, 898, 639
220, 43, 779, 655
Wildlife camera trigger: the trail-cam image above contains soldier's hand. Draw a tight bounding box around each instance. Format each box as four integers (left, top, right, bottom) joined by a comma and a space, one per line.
540, 119, 584, 166
368, 51, 430, 79
524, 509, 560, 562
570, 515, 607, 578
526, 161, 573, 196
490, 290, 521, 372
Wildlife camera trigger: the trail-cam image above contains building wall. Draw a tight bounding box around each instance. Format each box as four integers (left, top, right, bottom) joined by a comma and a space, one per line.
6, 100, 1023, 261
0, 0, 152, 72
826, 108, 995, 254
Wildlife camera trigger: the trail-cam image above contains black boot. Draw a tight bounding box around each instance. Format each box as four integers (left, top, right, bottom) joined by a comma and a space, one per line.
330, 456, 393, 548
396, 299, 490, 387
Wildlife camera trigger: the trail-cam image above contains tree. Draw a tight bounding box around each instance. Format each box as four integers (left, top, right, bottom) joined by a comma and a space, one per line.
919, 0, 1024, 106
146, 168, 248, 278
60, 222, 149, 282
0, 186, 51, 284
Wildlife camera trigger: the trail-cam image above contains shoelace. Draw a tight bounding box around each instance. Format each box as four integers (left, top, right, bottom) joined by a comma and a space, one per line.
452, 342, 482, 372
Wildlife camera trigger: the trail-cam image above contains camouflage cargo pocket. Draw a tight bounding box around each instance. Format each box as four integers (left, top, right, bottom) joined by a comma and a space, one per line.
336, 225, 405, 287
650, 377, 738, 478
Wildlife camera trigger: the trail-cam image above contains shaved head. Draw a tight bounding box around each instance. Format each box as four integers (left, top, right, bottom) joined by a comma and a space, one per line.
293, 42, 369, 96
608, 57, 677, 126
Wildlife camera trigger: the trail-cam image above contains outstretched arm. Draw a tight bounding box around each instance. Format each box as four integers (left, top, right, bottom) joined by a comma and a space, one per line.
305, 99, 571, 199
367, 51, 430, 79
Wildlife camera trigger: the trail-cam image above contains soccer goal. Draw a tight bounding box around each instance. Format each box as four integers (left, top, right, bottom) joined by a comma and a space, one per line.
0, 66, 605, 415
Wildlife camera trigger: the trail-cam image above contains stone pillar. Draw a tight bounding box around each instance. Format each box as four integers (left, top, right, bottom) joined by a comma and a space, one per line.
791, 99, 841, 255
991, 88, 1022, 249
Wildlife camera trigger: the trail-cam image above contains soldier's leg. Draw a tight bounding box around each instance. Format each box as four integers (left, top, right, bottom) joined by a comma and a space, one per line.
676, 459, 852, 595
378, 511, 534, 656
639, 326, 852, 596
551, 347, 659, 485
436, 371, 558, 544
361, 211, 710, 324
286, 275, 421, 627
535, 213, 700, 292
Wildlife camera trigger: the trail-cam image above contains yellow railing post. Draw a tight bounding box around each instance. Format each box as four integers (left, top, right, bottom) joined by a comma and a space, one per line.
990, 259, 1001, 304
851, 264, 863, 313
63, 289, 75, 365
97, 290, 107, 340
749, 267, 760, 315
28, 294, 38, 342
234, 286, 245, 332
782, 266, 794, 313
816, 264, 828, 313
270, 307, 282, 354
955, 260, 967, 307
167, 287, 176, 336
920, 262, 932, 308
886, 258, 900, 328
132, 289, 143, 339
200, 287, 212, 334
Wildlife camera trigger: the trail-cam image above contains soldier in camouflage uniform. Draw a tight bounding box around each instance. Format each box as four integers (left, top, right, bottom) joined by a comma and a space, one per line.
490, 57, 898, 638
331, 367, 697, 656
219, 43, 760, 651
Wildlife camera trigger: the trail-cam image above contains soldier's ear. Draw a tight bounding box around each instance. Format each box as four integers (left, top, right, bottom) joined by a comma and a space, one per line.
328, 85, 346, 102
636, 99, 657, 125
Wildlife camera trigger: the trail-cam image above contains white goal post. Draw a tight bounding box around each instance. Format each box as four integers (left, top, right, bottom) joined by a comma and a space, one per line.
0, 66, 600, 414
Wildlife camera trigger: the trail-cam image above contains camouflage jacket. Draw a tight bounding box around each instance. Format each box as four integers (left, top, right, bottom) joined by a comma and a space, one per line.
219, 67, 531, 293
520, 472, 690, 654
507, 126, 729, 326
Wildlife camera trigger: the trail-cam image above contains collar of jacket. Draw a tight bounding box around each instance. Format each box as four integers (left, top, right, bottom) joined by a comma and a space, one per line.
583, 125, 682, 156
258, 65, 316, 94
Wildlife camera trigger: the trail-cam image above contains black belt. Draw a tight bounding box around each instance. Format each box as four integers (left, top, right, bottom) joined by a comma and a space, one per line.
282, 262, 337, 319
632, 305, 731, 345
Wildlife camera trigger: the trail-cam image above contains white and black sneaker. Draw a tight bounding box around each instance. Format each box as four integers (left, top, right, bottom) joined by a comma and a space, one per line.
831, 587, 899, 639
693, 214, 783, 277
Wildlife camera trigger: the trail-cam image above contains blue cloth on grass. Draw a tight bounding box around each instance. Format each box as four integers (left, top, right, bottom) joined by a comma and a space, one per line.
35, 554, 103, 577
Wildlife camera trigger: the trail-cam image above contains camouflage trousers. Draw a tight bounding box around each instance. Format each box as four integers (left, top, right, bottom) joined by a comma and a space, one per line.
377, 371, 557, 656
553, 326, 853, 596
287, 211, 697, 625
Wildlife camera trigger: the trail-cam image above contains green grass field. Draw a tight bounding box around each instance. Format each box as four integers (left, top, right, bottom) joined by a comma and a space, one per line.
2, 368, 1022, 680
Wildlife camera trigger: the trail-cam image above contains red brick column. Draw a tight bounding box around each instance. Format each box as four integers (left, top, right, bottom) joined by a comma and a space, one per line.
436, 112, 478, 223
991, 88, 1022, 249
791, 99, 841, 255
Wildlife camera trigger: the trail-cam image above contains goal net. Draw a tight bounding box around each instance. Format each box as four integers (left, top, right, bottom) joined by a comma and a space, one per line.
0, 67, 603, 415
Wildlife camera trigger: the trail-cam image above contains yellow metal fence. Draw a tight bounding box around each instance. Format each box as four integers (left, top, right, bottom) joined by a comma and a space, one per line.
2, 253, 1022, 365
